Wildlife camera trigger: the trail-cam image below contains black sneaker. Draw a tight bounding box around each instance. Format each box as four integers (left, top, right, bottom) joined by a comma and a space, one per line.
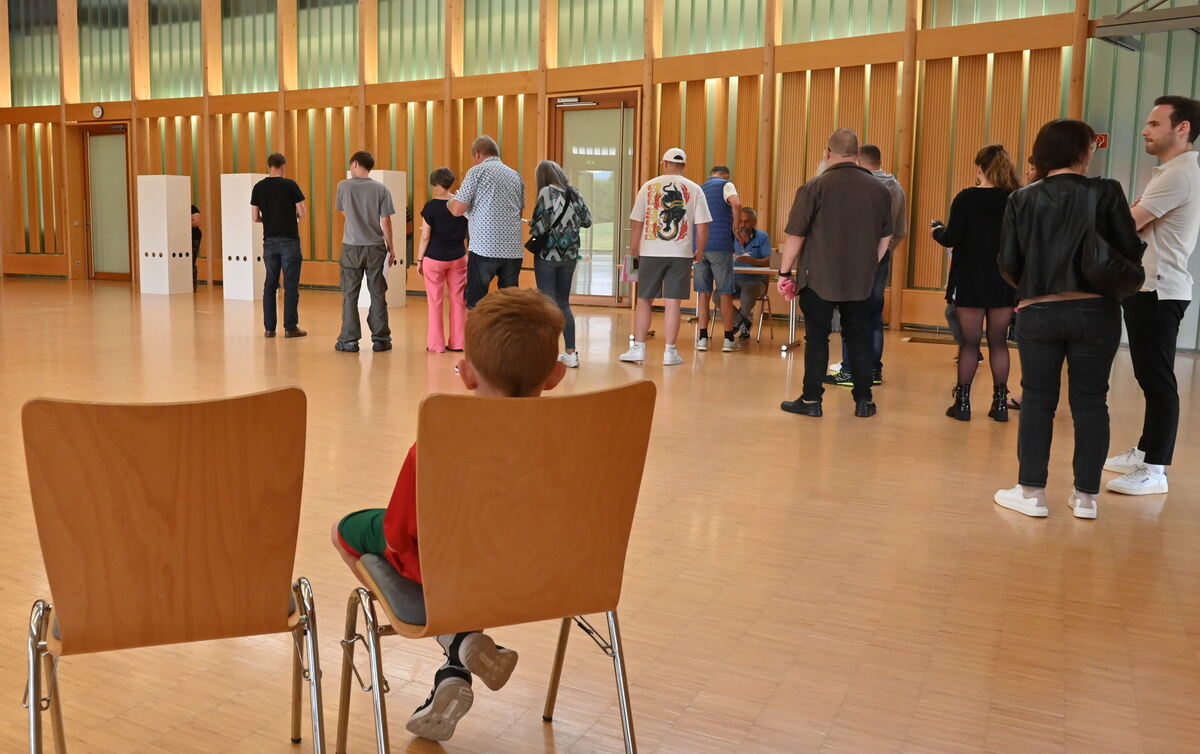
737, 323, 751, 340
334, 342, 359, 353
405, 665, 474, 742
781, 398, 822, 417
822, 370, 854, 387
373, 341, 392, 352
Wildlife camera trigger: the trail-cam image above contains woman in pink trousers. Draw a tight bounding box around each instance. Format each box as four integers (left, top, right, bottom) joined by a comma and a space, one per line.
416, 168, 468, 352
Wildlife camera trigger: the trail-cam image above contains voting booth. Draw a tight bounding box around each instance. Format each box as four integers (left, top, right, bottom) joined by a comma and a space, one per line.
220, 173, 267, 301
348, 169, 407, 309
137, 175, 193, 295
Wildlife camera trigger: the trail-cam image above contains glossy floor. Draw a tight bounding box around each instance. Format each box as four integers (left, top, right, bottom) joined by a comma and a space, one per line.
1, 279, 1198, 753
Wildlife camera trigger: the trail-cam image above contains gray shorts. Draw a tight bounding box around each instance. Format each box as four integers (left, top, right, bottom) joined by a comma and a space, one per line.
637, 256, 692, 301
693, 251, 736, 295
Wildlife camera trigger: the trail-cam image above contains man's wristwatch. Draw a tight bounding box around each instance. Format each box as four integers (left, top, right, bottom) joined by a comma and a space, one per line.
778, 271, 793, 277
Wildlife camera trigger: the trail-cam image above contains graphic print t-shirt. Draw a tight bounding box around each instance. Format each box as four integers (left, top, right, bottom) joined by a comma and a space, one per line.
630, 175, 712, 258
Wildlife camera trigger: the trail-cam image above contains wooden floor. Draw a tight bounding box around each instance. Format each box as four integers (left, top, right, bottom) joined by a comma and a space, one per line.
1, 278, 1199, 754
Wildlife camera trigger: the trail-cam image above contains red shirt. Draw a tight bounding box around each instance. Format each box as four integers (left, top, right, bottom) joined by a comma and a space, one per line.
381, 444, 422, 584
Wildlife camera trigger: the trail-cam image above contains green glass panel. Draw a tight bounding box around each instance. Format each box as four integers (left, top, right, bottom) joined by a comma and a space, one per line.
379, 0, 444, 81
783, 0, 904, 43
662, 0, 763, 55
557, 0, 643, 67
78, 0, 130, 103
463, 0, 539, 75
924, 0, 1074, 28
298, 0, 359, 88
8, 0, 61, 106
150, 0, 202, 98
222, 0, 278, 95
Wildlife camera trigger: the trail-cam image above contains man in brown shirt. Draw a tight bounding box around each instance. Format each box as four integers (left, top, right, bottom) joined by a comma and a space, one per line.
777, 128, 893, 418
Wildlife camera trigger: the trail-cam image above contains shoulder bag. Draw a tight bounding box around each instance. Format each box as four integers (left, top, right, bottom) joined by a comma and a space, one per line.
525, 193, 570, 255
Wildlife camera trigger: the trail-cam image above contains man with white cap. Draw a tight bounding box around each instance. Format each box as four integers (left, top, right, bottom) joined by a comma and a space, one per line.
620, 148, 712, 366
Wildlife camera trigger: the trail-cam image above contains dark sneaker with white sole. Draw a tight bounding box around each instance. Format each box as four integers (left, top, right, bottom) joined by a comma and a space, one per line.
823, 369, 853, 387
405, 665, 474, 742
439, 632, 519, 692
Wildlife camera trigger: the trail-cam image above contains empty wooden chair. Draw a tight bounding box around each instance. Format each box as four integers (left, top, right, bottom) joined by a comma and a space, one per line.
335, 380, 657, 754
21, 388, 325, 753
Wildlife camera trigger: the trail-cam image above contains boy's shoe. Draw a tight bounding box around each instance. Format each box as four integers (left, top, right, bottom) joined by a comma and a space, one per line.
405, 665, 474, 742
334, 342, 359, 353
823, 369, 854, 387
722, 338, 741, 352
1104, 447, 1145, 474
663, 347, 684, 366
994, 485, 1049, 517
618, 342, 646, 363
457, 632, 519, 691
558, 352, 580, 368
696, 336, 709, 352
854, 400, 877, 418
1106, 464, 1169, 496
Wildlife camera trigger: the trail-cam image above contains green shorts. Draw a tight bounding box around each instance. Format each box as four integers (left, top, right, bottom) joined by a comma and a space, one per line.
336, 508, 387, 557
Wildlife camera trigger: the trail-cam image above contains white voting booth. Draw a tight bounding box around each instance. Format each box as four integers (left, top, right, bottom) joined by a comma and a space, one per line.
137, 175, 193, 295
349, 169, 407, 309
220, 173, 267, 301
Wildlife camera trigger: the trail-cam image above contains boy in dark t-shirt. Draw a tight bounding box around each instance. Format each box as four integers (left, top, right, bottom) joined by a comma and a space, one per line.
251, 153, 308, 338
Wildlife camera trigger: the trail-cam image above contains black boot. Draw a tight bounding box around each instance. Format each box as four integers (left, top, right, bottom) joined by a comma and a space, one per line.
946, 383, 971, 421
989, 384, 1010, 423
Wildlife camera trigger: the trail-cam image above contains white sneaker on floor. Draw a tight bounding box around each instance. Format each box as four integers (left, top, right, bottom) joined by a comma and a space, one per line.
663, 347, 683, 366
722, 338, 741, 352
619, 343, 645, 363
1067, 490, 1098, 520
558, 352, 579, 368
1106, 464, 1169, 495
696, 336, 709, 351
994, 485, 1049, 517
1104, 446, 1145, 474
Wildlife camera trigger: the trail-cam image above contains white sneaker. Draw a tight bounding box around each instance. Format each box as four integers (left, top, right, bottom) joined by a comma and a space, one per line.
994, 485, 1049, 517
696, 337, 709, 351
1067, 490, 1098, 520
558, 352, 579, 368
663, 347, 683, 366
1104, 446, 1145, 474
619, 342, 646, 363
722, 338, 741, 352
1106, 464, 1168, 495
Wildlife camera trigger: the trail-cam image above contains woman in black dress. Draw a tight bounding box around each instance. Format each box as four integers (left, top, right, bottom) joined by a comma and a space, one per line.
932, 144, 1022, 422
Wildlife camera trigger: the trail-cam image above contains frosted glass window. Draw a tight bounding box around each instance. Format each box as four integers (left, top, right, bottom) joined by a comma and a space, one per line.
222, 0, 278, 95
463, 0, 538, 75
784, 0, 904, 43
78, 0, 131, 103
557, 0, 643, 67
298, 0, 359, 88
379, 0, 444, 81
925, 0, 1073, 28
8, 0, 60, 107
150, 0, 202, 98
662, 0, 763, 56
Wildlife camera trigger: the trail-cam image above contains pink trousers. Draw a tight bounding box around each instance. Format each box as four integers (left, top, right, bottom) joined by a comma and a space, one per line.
422, 256, 467, 351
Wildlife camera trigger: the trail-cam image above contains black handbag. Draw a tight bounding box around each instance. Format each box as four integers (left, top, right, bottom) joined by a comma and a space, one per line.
525, 196, 570, 254
1083, 179, 1144, 300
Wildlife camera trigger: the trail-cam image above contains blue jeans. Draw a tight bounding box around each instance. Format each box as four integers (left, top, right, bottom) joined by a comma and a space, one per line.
1016, 298, 1121, 494
534, 257, 578, 350
841, 252, 888, 371
263, 237, 302, 332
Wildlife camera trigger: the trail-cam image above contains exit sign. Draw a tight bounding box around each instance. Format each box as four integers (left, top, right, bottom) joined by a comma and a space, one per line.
1094, 133, 1110, 149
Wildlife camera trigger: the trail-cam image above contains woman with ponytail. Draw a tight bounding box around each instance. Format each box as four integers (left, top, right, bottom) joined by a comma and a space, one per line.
932, 144, 1021, 423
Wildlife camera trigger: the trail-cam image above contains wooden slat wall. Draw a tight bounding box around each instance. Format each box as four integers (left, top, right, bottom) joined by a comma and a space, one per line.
733, 75, 760, 205
990, 51, 1023, 156
774, 71, 807, 241
657, 82, 682, 159
952, 55, 988, 193
837, 66, 866, 133
911, 59, 954, 289
683, 80, 705, 184
1025, 47, 1062, 162
807, 69, 836, 177
867, 63, 898, 167
1, 122, 63, 256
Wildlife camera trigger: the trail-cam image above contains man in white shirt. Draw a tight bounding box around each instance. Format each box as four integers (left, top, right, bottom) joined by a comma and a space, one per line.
1105, 95, 1200, 495
619, 148, 711, 366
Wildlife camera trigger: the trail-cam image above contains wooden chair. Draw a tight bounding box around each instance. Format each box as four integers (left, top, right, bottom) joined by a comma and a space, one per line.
334, 381, 657, 754
21, 388, 326, 753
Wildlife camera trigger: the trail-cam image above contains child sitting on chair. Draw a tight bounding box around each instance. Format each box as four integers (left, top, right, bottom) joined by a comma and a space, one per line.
331, 288, 567, 742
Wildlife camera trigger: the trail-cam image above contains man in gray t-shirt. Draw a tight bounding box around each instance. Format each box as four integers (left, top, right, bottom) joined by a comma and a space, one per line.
334, 150, 397, 353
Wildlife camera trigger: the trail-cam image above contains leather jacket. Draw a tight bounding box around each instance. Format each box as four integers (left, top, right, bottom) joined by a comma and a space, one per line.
999, 174, 1145, 301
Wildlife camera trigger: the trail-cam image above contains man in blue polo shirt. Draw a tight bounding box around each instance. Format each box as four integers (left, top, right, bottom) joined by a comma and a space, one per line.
732, 207, 771, 339
696, 165, 743, 352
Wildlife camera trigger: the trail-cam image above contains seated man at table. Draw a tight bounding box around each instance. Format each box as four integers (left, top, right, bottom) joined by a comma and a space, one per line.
331, 289, 567, 742
732, 207, 772, 339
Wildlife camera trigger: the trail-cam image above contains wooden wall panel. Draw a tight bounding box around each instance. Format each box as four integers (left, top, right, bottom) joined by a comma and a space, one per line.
373, 105, 390, 169
774, 71, 807, 240
254, 112, 268, 171
1025, 47, 1062, 162
293, 110, 311, 258
807, 69, 835, 177
220, 115, 233, 174
734, 75, 760, 206
867, 63, 898, 168
500, 94, 519, 170
657, 82, 682, 159
40, 125, 57, 253
911, 58, 954, 290
1, 126, 16, 251
711, 78, 729, 165
952, 55, 988, 194
395, 102, 409, 172
413, 102, 429, 225
331, 108, 347, 260
312, 109, 329, 262
989, 51, 1023, 161
684, 80, 706, 184
23, 126, 37, 251
837, 66, 866, 134
481, 96, 499, 140
521, 93, 536, 217
236, 112, 251, 172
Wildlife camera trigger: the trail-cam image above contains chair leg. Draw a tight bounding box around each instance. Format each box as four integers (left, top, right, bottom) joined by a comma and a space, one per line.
542, 618, 572, 722
606, 611, 637, 754
43, 653, 65, 754
356, 589, 391, 754
26, 600, 50, 754
334, 593, 359, 754
294, 578, 327, 753
291, 637, 303, 744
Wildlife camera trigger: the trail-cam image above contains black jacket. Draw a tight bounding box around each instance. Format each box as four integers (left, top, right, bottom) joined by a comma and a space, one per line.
999, 174, 1145, 301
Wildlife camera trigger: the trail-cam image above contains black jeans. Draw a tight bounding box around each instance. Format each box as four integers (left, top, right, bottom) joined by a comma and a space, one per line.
840, 253, 888, 371
533, 257, 578, 350
466, 252, 522, 308
263, 236, 302, 332
1122, 290, 1189, 465
1016, 298, 1121, 495
799, 287, 873, 403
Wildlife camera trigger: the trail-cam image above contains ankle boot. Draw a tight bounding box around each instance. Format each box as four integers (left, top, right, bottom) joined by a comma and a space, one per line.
946, 383, 972, 421
989, 384, 1010, 423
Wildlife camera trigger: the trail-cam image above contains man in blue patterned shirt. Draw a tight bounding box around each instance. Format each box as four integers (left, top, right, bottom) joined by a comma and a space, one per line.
449, 136, 526, 308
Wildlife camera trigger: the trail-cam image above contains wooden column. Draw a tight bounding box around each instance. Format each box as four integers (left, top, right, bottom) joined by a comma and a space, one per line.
0, 2, 10, 266
200, 0, 223, 286
56, 0, 84, 277
641, 0, 663, 184
1067, 0, 1090, 118
443, 0, 463, 166
0, 0, 12, 109
356, 0, 378, 148
889, 0, 922, 329
278, 0, 297, 154
57, 0, 80, 104
536, 0, 558, 161
757, 0, 782, 228
129, 1, 151, 101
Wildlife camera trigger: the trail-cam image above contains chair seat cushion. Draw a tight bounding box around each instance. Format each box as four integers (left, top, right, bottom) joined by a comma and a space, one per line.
360, 554, 427, 625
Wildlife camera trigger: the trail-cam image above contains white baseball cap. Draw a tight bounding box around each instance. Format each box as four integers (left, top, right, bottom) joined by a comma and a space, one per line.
662, 148, 687, 164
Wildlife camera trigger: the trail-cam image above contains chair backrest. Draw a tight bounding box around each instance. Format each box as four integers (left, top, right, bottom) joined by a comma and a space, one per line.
415, 380, 656, 636
22, 388, 307, 655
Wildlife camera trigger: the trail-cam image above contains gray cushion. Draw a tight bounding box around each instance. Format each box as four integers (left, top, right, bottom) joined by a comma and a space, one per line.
360, 554, 427, 625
